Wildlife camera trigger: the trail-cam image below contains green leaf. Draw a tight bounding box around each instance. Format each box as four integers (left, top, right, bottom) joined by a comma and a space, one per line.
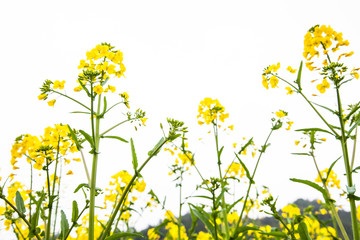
296, 61, 303, 91
298, 221, 312, 240
291, 153, 311, 156
290, 178, 328, 202
310, 101, 337, 115
15, 191, 26, 214
130, 138, 138, 173
238, 138, 253, 155
74, 183, 90, 193
215, 187, 227, 209
98, 96, 107, 118
101, 135, 128, 143
67, 125, 83, 150
347, 117, 360, 138
325, 157, 340, 183
105, 232, 146, 240
295, 127, 334, 136
71, 201, 79, 223
30, 193, 45, 236
235, 153, 254, 184
70, 111, 91, 114
79, 130, 95, 148
148, 137, 166, 156
218, 146, 224, 159
226, 197, 243, 213
259, 231, 289, 238
189, 204, 216, 238
60, 210, 69, 240
191, 195, 213, 201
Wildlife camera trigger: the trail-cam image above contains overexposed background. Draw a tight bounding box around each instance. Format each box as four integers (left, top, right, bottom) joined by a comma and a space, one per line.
1, 0, 360, 237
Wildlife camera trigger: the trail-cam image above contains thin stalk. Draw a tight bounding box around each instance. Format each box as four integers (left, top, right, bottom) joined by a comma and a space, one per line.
1, 197, 42, 240
232, 128, 273, 238
212, 190, 219, 240
45, 140, 60, 240
89, 89, 102, 240
178, 172, 183, 240
351, 127, 357, 171
52, 90, 90, 111
99, 119, 131, 137
52, 161, 63, 240
99, 139, 168, 240
335, 87, 359, 240
213, 123, 230, 239
310, 151, 348, 240
79, 148, 91, 184
275, 74, 339, 137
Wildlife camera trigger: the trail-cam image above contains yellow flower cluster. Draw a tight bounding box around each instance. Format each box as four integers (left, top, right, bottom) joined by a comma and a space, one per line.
104, 170, 146, 209
162, 210, 189, 240
10, 124, 78, 171
197, 98, 229, 125
315, 168, 341, 189
225, 162, 245, 178
303, 25, 349, 63
281, 204, 301, 218
74, 43, 126, 93
262, 63, 280, 89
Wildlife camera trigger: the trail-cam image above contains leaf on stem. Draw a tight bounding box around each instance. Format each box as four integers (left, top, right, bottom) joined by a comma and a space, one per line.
71, 201, 79, 223
67, 125, 83, 150
15, 191, 26, 214
130, 138, 138, 173
79, 130, 95, 148
104, 232, 146, 240
101, 135, 128, 143
295, 61, 303, 91
60, 210, 69, 240
234, 153, 254, 184
290, 178, 329, 203
189, 204, 216, 238
148, 137, 166, 156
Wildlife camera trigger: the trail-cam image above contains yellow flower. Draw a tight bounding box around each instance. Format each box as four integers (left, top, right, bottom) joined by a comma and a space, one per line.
74, 85, 82, 92
104, 85, 116, 93
285, 87, 293, 95
93, 85, 104, 95
262, 75, 269, 89
275, 110, 286, 118
38, 94, 47, 100
269, 75, 279, 88
305, 62, 316, 71
351, 68, 359, 79
73, 158, 81, 162
233, 143, 237, 148
286, 121, 294, 130
295, 140, 300, 145
47, 99, 56, 106
228, 125, 234, 130
141, 118, 147, 126
4, 219, 11, 231
316, 78, 330, 94
53, 80, 65, 89
286, 66, 297, 73
66, 170, 73, 175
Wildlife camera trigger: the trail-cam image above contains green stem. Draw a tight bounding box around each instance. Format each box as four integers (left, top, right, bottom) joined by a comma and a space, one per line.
351, 127, 357, 171
310, 151, 348, 240
51, 90, 90, 111
98, 139, 168, 240
99, 119, 132, 137
178, 171, 183, 240
213, 123, 230, 239
275, 74, 339, 137
1, 197, 42, 240
89, 90, 102, 240
335, 87, 359, 240
232, 128, 273, 238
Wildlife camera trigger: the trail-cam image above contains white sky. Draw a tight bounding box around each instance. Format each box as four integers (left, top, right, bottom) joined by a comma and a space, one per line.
1, 0, 360, 235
